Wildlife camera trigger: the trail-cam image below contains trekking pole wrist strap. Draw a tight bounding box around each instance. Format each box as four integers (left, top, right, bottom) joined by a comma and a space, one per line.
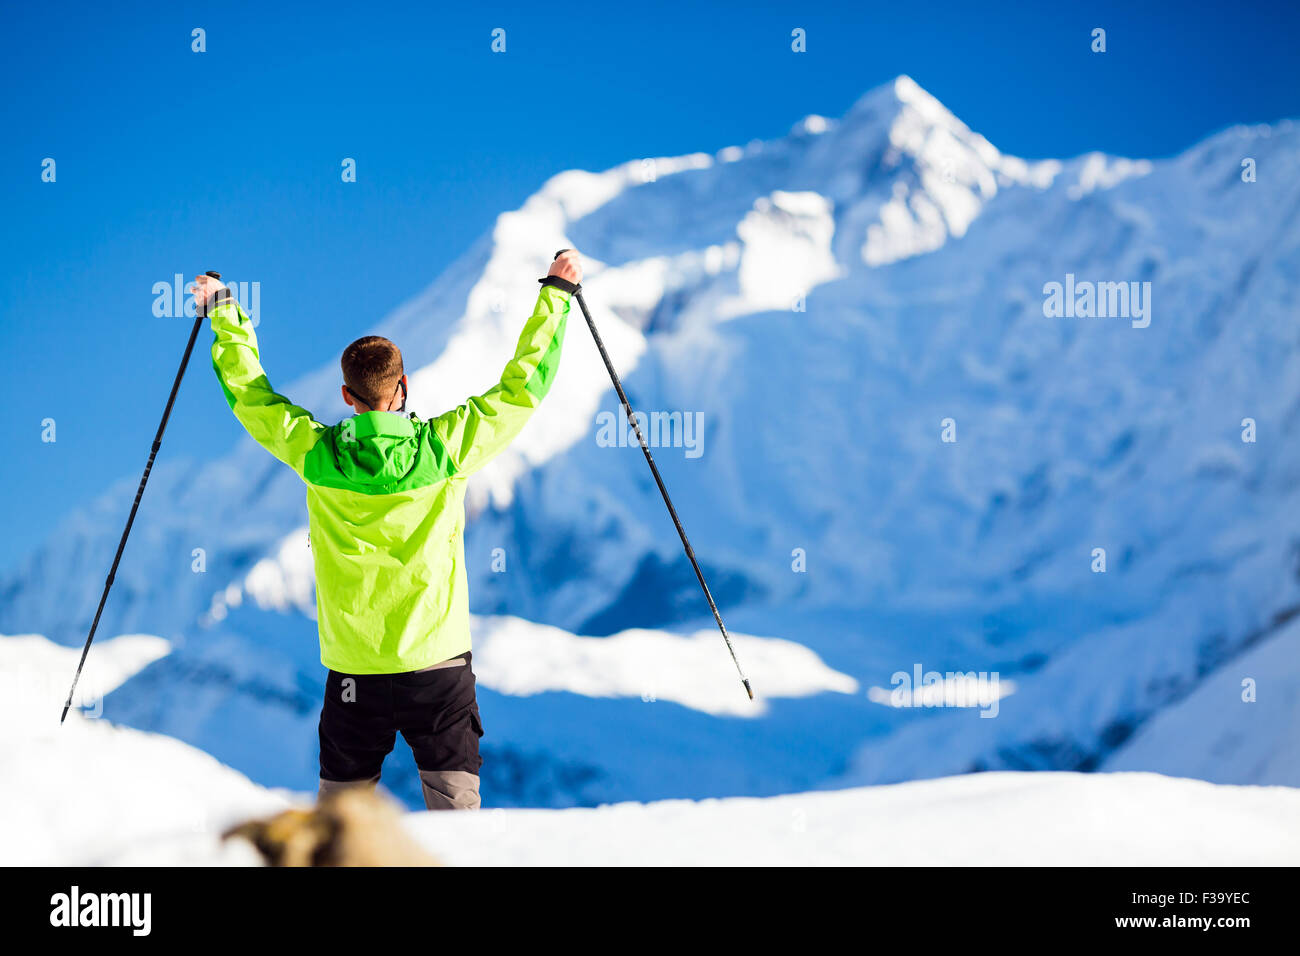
538, 275, 581, 295
198, 286, 234, 317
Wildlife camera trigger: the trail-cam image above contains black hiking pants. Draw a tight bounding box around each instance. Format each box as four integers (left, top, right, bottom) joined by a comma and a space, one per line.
318, 651, 484, 810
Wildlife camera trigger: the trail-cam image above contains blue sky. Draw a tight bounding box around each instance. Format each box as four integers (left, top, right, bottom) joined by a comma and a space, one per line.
1, 0, 1297, 571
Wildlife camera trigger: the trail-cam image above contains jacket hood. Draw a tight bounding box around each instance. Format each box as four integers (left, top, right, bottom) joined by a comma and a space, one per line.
331, 411, 419, 487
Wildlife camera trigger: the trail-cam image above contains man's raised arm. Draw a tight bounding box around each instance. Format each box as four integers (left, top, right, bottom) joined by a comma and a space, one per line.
428, 250, 581, 476
197, 274, 326, 477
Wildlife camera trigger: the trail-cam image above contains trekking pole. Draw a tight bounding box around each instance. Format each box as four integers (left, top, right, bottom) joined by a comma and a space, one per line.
59, 271, 221, 724
557, 251, 754, 701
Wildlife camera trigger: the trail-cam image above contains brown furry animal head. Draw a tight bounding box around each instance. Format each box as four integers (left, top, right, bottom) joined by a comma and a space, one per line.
223, 788, 439, 867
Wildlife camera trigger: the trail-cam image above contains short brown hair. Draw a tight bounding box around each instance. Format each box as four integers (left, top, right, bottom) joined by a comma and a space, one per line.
341, 336, 404, 408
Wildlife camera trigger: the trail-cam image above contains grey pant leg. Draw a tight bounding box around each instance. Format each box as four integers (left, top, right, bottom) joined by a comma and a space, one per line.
318, 774, 380, 801
418, 770, 480, 810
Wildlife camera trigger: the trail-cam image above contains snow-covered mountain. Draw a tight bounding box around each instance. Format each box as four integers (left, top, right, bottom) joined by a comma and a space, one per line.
1102, 615, 1300, 785
3, 76, 1298, 807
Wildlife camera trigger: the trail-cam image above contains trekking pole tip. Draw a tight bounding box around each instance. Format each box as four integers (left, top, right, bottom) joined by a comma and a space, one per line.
743, 678, 754, 700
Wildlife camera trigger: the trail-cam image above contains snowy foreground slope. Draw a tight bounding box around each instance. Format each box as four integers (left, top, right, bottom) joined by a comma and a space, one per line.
0, 634, 287, 866
6, 633, 1297, 866
3, 76, 1299, 806
406, 772, 1300, 867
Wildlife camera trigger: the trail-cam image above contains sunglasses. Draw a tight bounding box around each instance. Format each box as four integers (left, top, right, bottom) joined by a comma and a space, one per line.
346, 378, 407, 412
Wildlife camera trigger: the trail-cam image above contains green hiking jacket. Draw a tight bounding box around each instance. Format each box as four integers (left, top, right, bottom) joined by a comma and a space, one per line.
209, 285, 570, 674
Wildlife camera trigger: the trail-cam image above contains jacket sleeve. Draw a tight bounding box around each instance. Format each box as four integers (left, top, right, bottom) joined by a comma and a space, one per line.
428, 284, 570, 476
209, 291, 326, 476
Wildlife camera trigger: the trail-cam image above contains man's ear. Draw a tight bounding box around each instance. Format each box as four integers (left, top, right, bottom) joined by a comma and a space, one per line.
341, 384, 356, 409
